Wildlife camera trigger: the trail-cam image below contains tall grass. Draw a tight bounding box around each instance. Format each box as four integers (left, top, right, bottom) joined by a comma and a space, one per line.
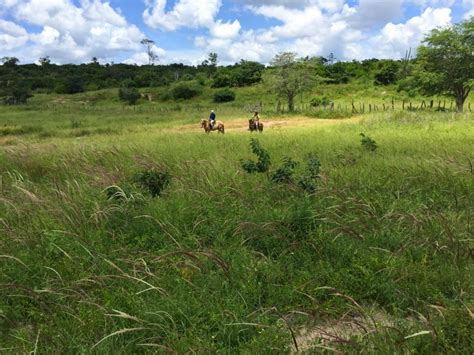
0, 102, 473, 352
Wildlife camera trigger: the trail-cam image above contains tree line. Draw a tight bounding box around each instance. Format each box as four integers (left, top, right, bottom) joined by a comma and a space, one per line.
0, 17, 472, 112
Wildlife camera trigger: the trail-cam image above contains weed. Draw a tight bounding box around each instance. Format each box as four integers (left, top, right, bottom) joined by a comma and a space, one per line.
360, 133, 378, 152
240, 138, 271, 173
133, 169, 171, 197
271, 157, 298, 183
297, 155, 321, 193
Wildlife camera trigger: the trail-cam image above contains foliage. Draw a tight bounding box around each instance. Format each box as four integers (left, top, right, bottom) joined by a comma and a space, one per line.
172, 82, 201, 100
240, 138, 271, 173
310, 96, 331, 107
360, 133, 378, 151
55, 76, 85, 94
416, 17, 473, 111
297, 155, 321, 193
119, 87, 141, 105
0, 105, 473, 352
213, 88, 236, 102
268, 52, 317, 112
133, 169, 171, 197
374, 61, 400, 85
0, 81, 33, 105
271, 157, 298, 183
211, 72, 232, 88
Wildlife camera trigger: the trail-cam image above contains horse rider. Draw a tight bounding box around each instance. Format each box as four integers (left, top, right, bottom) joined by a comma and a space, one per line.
209, 110, 216, 129
251, 111, 260, 129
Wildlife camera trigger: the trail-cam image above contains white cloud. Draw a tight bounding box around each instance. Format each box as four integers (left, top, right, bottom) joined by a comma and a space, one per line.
364, 7, 452, 59
0, 19, 28, 50
1, 0, 145, 63
210, 19, 241, 39
143, 0, 222, 30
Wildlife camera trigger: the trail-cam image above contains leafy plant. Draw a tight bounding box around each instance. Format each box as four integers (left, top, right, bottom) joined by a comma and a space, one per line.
133, 169, 171, 197
240, 139, 271, 174
310, 96, 331, 107
119, 87, 141, 105
172, 83, 201, 100
360, 133, 378, 152
297, 154, 321, 193
213, 88, 236, 103
271, 157, 298, 183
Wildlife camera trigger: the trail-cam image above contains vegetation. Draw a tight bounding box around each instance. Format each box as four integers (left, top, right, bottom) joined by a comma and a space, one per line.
118, 86, 141, 105
0, 17, 472, 354
213, 88, 236, 102
267, 52, 317, 112
416, 17, 473, 112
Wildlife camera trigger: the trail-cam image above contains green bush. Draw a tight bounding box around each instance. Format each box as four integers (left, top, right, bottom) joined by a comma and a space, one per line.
213, 89, 236, 103
212, 73, 232, 88
240, 139, 271, 174
172, 83, 201, 100
360, 133, 378, 152
55, 77, 84, 94
271, 157, 298, 183
119, 87, 141, 105
310, 96, 331, 107
133, 169, 171, 197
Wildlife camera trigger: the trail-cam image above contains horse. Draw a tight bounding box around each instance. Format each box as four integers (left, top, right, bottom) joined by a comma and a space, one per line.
201, 119, 225, 134
248, 119, 264, 132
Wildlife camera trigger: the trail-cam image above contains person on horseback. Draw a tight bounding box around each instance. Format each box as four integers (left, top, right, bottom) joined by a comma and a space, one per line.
251, 111, 260, 130
209, 110, 216, 129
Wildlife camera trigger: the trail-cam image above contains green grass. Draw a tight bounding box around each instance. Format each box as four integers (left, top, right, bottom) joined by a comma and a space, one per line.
0, 88, 473, 353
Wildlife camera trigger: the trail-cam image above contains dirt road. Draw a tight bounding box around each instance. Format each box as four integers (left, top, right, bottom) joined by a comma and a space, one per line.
183, 116, 363, 133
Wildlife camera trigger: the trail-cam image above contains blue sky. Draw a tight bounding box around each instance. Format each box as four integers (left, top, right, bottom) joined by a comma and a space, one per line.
0, 1, 472, 65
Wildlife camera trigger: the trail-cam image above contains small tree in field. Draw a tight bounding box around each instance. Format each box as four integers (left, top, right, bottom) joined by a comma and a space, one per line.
268, 52, 315, 112
416, 17, 473, 112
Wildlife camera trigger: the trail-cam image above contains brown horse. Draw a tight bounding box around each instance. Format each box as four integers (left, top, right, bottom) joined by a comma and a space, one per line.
248, 119, 264, 132
201, 119, 225, 134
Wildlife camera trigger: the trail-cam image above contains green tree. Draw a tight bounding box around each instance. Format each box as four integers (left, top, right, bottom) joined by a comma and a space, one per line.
417, 17, 473, 112
1, 57, 19, 67
268, 52, 316, 112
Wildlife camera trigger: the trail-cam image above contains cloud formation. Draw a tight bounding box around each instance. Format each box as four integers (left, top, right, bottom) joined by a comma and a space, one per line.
0, 0, 470, 65
0, 0, 147, 63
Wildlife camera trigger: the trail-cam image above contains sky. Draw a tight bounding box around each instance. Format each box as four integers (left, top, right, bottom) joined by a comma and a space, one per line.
0, 0, 473, 65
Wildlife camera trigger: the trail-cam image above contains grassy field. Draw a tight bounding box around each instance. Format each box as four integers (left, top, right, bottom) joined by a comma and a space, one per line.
0, 87, 473, 353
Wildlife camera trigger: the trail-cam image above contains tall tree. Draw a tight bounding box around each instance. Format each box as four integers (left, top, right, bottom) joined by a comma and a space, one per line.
141, 38, 159, 65
268, 52, 316, 112
1, 57, 19, 67
416, 17, 473, 112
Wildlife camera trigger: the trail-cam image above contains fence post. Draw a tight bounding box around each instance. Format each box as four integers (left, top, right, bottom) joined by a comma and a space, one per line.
402, 100, 405, 110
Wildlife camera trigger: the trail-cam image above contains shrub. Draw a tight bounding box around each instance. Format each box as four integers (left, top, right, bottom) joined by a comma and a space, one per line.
360, 133, 378, 152
212, 73, 232, 88
213, 89, 235, 103
241, 139, 271, 174
310, 96, 331, 107
133, 169, 171, 197
172, 83, 201, 100
374, 62, 399, 85
271, 157, 298, 183
55, 77, 84, 94
119, 87, 141, 105
1, 82, 33, 105
297, 155, 321, 193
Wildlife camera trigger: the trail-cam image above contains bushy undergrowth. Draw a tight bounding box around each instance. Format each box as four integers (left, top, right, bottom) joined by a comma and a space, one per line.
0, 110, 473, 353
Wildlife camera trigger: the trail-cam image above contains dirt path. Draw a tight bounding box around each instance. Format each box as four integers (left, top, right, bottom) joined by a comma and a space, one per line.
177, 116, 363, 133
